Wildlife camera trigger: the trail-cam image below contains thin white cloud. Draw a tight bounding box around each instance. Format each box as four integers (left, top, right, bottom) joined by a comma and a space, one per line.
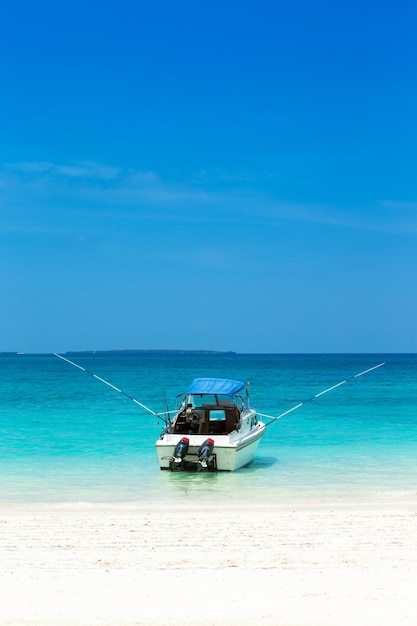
1, 160, 416, 236
6, 161, 121, 180
124, 170, 161, 185
2, 160, 219, 216
8, 161, 53, 174
380, 200, 417, 211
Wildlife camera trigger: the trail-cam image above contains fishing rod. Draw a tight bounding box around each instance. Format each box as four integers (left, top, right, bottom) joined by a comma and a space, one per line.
258, 361, 386, 427
53, 353, 169, 424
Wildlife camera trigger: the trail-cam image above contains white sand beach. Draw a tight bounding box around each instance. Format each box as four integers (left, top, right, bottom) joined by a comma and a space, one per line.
1, 497, 417, 626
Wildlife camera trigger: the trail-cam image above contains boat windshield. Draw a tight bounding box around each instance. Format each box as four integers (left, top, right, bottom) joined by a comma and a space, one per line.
185, 393, 237, 408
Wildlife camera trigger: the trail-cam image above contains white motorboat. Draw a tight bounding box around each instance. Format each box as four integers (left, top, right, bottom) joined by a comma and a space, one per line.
155, 377, 266, 472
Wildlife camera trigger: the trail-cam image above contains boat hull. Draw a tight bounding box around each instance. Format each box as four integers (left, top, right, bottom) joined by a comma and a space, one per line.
155, 423, 266, 471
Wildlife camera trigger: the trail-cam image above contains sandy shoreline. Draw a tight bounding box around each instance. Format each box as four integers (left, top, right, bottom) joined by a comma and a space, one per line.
1, 497, 417, 626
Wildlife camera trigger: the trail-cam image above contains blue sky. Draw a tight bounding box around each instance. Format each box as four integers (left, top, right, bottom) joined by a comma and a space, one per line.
1, 0, 416, 353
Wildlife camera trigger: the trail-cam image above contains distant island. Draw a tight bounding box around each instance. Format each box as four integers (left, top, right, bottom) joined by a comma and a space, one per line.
65, 349, 236, 356
1, 350, 237, 356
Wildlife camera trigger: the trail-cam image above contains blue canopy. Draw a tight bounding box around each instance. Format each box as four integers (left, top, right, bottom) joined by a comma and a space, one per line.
184, 378, 245, 397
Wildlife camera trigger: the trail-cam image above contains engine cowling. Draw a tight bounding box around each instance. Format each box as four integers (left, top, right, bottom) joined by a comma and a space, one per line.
170, 437, 190, 470
197, 438, 214, 471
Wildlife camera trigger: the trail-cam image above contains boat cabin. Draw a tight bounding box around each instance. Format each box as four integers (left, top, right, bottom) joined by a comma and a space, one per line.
171, 378, 249, 436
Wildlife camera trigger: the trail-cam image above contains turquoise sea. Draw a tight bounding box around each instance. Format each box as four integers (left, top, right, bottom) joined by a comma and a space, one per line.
1, 353, 416, 504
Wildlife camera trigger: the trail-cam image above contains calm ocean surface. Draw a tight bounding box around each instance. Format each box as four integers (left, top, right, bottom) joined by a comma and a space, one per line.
0, 353, 416, 504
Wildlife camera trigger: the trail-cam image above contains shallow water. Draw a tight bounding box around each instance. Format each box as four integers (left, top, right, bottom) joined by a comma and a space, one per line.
0, 353, 416, 503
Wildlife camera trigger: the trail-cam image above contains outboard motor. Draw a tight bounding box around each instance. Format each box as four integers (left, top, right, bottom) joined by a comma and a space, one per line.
170, 437, 189, 470
197, 438, 214, 471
